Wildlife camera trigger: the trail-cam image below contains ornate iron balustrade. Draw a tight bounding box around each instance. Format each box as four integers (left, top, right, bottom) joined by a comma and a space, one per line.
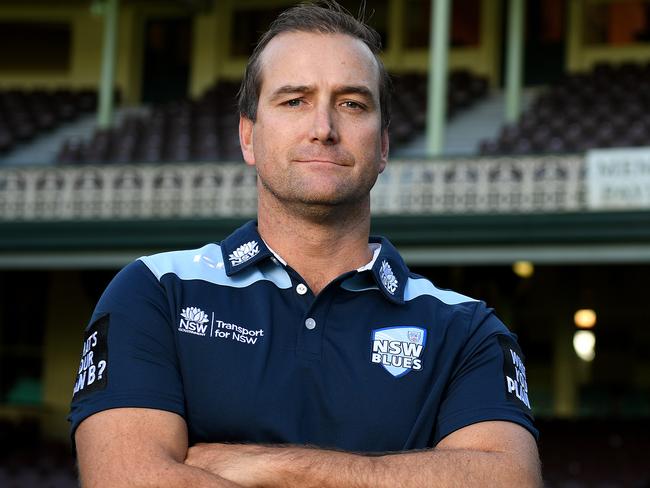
0, 155, 585, 221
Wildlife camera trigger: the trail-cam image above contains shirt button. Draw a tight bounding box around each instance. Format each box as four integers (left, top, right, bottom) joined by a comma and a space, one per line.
305, 318, 316, 330
296, 283, 308, 295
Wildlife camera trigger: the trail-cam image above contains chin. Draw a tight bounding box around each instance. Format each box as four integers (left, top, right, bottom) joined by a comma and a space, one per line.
301, 189, 369, 208
290, 201, 354, 221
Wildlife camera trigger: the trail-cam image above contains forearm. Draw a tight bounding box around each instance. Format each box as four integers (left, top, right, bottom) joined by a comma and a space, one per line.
79, 455, 242, 488
75, 409, 244, 488
256, 445, 541, 488
78, 453, 243, 488
185, 442, 541, 488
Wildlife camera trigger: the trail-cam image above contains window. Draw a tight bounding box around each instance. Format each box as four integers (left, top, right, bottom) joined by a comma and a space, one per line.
404, 0, 481, 49
230, 1, 389, 57
584, 1, 650, 45
0, 22, 71, 71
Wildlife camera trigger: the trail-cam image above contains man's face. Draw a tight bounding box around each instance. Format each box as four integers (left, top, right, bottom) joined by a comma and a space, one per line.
239, 31, 389, 213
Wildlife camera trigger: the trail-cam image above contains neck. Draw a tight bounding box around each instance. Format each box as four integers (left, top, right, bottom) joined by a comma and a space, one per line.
257, 195, 373, 294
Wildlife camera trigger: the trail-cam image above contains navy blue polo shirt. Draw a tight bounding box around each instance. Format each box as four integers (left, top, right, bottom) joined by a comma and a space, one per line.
69, 220, 537, 452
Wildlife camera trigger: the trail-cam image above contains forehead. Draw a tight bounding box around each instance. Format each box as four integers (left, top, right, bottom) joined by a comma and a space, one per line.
257, 31, 381, 96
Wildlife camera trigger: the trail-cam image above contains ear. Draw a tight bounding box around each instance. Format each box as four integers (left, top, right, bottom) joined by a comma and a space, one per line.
239, 115, 256, 166
378, 127, 389, 173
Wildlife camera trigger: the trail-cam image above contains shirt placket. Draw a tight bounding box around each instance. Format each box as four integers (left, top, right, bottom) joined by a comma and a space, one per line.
284, 270, 333, 361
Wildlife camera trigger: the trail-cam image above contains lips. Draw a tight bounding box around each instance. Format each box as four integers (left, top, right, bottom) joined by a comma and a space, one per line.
292, 154, 352, 166
289, 148, 354, 167
295, 158, 338, 165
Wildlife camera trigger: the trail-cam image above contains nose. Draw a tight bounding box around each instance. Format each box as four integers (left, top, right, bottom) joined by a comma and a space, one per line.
310, 105, 339, 145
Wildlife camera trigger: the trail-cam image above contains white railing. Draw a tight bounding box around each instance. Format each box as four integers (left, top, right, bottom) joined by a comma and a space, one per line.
0, 155, 587, 221
373, 155, 584, 214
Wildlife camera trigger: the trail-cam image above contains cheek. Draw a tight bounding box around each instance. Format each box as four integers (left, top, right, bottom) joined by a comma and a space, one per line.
356, 127, 384, 158
254, 119, 295, 156
352, 118, 383, 144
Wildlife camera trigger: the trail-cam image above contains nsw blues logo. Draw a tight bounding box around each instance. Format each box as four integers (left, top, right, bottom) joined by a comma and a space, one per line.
371, 326, 427, 377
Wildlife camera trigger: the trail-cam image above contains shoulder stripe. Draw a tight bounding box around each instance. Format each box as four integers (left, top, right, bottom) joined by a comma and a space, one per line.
139, 244, 292, 290
404, 277, 477, 305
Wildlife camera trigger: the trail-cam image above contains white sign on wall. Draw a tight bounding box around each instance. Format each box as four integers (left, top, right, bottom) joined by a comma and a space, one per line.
586, 147, 650, 210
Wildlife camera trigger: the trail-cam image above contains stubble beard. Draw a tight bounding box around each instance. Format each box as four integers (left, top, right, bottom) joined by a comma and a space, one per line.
257, 168, 377, 223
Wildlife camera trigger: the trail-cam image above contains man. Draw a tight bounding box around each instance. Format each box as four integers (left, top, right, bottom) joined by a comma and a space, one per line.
70, 2, 541, 486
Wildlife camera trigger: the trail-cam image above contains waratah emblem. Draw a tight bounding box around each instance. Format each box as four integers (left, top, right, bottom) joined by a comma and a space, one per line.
180, 307, 209, 324
228, 240, 260, 266
379, 260, 399, 295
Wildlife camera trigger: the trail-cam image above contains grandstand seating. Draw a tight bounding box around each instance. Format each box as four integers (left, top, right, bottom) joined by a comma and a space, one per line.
480, 61, 650, 155
0, 89, 104, 156
8, 62, 650, 163
389, 69, 488, 147
56, 70, 489, 164
57, 80, 241, 164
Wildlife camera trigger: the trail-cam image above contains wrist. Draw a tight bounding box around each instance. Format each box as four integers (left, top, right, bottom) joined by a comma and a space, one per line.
267, 446, 376, 488
259, 446, 306, 486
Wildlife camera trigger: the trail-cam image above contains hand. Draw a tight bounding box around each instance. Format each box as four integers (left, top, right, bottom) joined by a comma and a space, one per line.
185, 443, 273, 487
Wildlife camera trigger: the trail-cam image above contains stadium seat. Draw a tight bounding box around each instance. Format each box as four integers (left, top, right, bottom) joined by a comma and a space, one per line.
0, 87, 105, 160
480, 61, 650, 155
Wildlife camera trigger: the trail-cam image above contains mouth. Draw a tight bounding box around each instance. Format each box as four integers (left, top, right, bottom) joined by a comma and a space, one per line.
297, 159, 336, 164
293, 158, 349, 167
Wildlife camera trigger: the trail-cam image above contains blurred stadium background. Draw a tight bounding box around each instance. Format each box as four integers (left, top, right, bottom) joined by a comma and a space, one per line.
1, 0, 650, 486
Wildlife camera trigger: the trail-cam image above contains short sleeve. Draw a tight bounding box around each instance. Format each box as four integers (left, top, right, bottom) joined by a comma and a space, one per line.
67, 260, 185, 441
433, 301, 538, 445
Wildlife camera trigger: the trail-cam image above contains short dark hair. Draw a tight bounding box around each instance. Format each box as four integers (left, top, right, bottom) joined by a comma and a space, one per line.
237, 0, 391, 130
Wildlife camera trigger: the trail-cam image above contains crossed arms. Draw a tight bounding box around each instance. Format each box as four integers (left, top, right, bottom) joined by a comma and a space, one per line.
75, 408, 542, 487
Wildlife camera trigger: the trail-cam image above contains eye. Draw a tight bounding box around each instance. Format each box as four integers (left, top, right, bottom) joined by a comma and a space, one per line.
341, 100, 365, 110
284, 98, 303, 107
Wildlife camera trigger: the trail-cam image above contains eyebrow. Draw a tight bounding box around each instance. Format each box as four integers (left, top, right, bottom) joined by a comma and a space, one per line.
269, 85, 313, 100
335, 85, 375, 102
269, 84, 376, 104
